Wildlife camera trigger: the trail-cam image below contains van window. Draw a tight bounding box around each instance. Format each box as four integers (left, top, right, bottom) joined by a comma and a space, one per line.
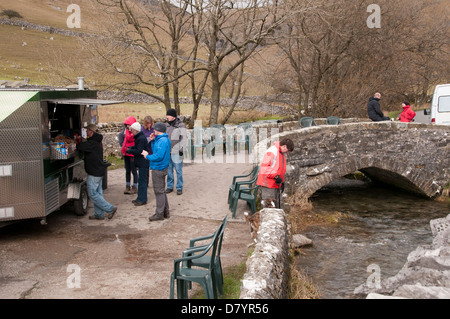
438, 95, 450, 112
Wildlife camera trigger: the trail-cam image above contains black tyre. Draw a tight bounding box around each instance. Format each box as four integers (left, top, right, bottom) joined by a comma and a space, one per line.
73, 184, 89, 216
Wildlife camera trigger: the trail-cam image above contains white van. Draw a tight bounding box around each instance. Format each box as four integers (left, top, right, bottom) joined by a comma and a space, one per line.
429, 84, 450, 125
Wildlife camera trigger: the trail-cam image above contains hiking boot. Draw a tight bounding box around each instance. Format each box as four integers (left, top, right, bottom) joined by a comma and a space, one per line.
89, 215, 104, 220
124, 186, 132, 194
149, 214, 164, 222
177, 189, 182, 195
130, 186, 138, 194
134, 201, 147, 206
165, 188, 173, 193
107, 207, 117, 219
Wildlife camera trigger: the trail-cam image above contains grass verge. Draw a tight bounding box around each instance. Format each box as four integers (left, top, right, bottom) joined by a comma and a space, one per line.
190, 253, 250, 299
97, 102, 277, 126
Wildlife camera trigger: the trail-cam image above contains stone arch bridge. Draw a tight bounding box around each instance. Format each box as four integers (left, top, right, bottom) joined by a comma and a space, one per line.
253, 121, 449, 199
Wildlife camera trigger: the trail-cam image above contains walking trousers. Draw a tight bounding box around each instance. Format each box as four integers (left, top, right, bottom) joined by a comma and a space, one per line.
151, 168, 169, 217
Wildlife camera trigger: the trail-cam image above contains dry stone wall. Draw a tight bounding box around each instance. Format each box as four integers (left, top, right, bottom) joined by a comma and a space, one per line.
240, 208, 290, 299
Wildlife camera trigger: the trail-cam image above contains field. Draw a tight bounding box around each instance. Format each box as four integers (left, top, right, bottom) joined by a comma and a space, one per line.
0, 0, 106, 83
97, 102, 275, 125
0, 0, 267, 96
0, 24, 81, 83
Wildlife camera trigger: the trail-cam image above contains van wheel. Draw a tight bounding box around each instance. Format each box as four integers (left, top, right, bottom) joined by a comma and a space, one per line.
74, 184, 89, 216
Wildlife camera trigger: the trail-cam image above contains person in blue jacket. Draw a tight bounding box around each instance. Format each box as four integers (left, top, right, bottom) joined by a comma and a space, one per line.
142, 122, 171, 221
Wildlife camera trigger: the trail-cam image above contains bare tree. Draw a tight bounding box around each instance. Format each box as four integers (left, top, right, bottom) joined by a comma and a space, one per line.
191, 0, 292, 125
86, 0, 209, 112
270, 0, 363, 117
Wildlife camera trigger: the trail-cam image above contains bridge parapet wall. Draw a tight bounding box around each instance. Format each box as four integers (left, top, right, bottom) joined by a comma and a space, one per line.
253, 121, 449, 199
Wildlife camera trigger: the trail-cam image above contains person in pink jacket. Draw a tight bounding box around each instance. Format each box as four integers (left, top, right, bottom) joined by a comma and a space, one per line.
398, 101, 416, 122
121, 116, 138, 194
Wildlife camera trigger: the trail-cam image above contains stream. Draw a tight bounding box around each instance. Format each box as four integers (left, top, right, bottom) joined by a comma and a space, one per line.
295, 178, 450, 299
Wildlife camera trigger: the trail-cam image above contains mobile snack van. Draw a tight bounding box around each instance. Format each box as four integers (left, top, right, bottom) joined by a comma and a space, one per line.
0, 88, 121, 226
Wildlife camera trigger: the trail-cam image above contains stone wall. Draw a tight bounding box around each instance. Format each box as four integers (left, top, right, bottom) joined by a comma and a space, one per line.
0, 17, 92, 38
239, 208, 291, 299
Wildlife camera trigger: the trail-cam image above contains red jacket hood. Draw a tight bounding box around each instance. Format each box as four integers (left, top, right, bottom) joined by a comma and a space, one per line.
124, 116, 137, 125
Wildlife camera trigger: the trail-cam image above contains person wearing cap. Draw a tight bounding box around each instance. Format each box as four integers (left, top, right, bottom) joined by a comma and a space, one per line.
165, 108, 186, 195
126, 122, 150, 206
142, 122, 171, 221
77, 124, 117, 220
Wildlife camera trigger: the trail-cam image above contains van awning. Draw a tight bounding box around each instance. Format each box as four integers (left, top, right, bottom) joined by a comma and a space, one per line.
43, 98, 124, 105
0, 91, 39, 122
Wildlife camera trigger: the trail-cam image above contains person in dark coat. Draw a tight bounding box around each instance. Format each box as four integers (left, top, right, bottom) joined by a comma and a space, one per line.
77, 124, 117, 220
126, 122, 150, 206
367, 92, 390, 121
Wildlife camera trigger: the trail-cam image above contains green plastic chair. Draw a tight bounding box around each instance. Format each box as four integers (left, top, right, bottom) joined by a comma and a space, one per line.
184, 215, 228, 297
170, 219, 226, 299
189, 127, 211, 160
229, 183, 259, 219
227, 166, 259, 206
299, 117, 317, 128
326, 116, 342, 125
232, 123, 253, 154
208, 124, 227, 157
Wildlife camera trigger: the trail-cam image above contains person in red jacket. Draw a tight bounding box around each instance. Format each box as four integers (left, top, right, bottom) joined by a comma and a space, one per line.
121, 116, 138, 194
398, 101, 416, 122
256, 138, 294, 208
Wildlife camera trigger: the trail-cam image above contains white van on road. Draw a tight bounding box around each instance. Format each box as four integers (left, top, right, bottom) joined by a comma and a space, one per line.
429, 84, 450, 125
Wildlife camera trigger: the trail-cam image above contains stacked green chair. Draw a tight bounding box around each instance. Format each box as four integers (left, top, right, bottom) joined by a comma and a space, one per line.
326, 116, 342, 125
232, 123, 253, 154
299, 117, 317, 128
227, 166, 259, 207
229, 182, 259, 219
189, 126, 210, 160
208, 124, 227, 157
170, 216, 228, 299
184, 215, 228, 297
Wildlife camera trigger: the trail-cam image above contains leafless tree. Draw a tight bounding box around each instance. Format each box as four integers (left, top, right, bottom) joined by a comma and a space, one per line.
190, 0, 292, 125
85, 0, 209, 113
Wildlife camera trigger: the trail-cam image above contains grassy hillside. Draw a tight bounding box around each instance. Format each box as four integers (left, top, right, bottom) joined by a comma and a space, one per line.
0, 0, 110, 84
0, 0, 109, 31
0, 24, 81, 83
0, 0, 268, 94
